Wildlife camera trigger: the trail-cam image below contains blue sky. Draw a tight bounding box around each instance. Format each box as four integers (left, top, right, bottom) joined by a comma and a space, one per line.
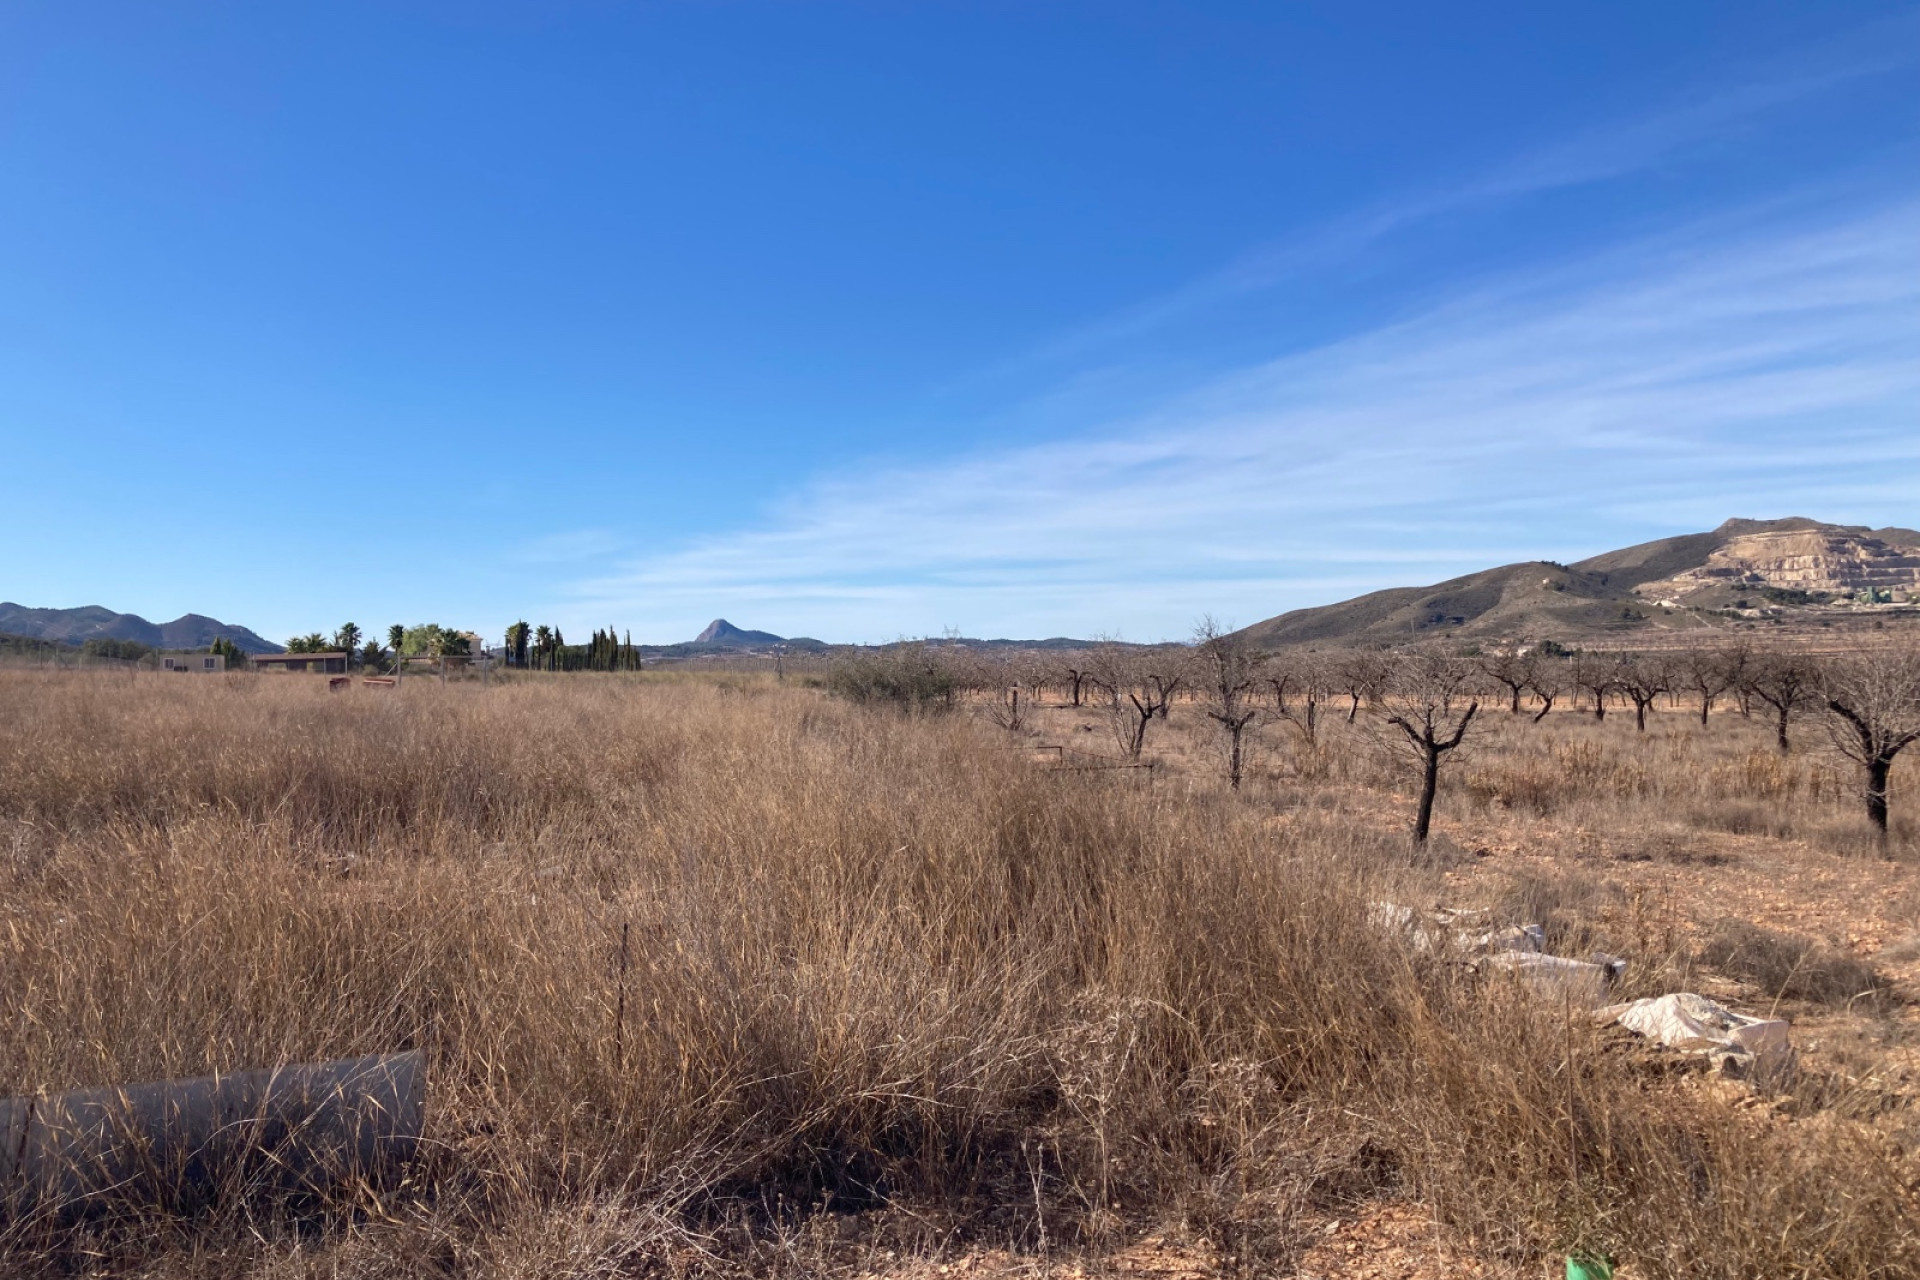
2, 2, 1916, 645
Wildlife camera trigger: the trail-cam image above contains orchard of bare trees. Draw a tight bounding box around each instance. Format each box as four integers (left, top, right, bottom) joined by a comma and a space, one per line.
865, 632, 1920, 853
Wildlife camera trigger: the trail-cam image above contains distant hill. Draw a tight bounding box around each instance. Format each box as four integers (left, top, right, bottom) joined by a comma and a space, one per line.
1236, 518, 1920, 648
693, 618, 790, 647
637, 619, 831, 658
0, 603, 282, 653
646, 621, 1114, 657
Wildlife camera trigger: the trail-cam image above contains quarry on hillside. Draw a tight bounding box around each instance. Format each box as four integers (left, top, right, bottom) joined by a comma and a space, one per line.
1636, 527, 1920, 607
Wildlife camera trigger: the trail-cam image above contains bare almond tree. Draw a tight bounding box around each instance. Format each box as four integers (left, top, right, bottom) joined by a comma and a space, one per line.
1683, 646, 1734, 726
1746, 651, 1818, 753
1524, 653, 1562, 723
1268, 652, 1325, 745
1145, 648, 1189, 720
1718, 642, 1755, 719
1822, 649, 1920, 845
1059, 658, 1092, 709
1570, 651, 1616, 721
1088, 643, 1178, 761
1377, 654, 1481, 846
1337, 652, 1392, 723
1195, 618, 1262, 790
1478, 647, 1534, 714
1614, 653, 1672, 732
976, 651, 1039, 732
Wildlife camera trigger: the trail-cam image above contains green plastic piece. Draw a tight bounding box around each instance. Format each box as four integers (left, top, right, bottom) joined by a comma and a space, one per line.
1566, 1255, 1614, 1280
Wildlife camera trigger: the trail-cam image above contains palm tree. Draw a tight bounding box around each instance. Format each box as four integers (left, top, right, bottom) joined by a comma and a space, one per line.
334, 623, 362, 667
388, 624, 405, 654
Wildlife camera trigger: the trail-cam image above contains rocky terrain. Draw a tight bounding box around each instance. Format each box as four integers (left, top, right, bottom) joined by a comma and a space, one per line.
1636, 526, 1920, 605
1237, 517, 1920, 648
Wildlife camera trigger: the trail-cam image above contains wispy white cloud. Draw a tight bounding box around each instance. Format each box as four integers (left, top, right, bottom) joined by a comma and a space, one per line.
568, 195, 1920, 643
991, 13, 1920, 376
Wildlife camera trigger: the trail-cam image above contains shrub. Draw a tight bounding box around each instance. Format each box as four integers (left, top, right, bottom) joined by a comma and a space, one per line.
825, 643, 960, 711
1696, 919, 1885, 1008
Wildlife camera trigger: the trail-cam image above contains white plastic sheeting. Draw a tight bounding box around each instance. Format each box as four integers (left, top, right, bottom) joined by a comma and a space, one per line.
1369, 902, 1545, 955
1372, 901, 1627, 1003
1598, 993, 1793, 1081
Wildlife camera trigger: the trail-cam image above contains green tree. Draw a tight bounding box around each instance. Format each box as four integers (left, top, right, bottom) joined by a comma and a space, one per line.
506, 621, 530, 668
387, 624, 405, 653
333, 623, 363, 669
399, 624, 472, 659
82, 637, 152, 662
400, 625, 438, 657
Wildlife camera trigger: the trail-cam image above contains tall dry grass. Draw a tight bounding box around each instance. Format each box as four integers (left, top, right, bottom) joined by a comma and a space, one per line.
0, 670, 1913, 1277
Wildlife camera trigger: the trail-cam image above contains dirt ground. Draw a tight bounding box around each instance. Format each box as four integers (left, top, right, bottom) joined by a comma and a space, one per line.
850, 1202, 1542, 1280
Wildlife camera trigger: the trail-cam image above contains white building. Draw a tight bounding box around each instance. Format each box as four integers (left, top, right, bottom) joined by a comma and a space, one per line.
161, 654, 227, 673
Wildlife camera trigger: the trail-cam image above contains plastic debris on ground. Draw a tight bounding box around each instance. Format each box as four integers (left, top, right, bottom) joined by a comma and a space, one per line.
1596, 992, 1793, 1083
1477, 950, 1627, 1003
1369, 902, 1545, 955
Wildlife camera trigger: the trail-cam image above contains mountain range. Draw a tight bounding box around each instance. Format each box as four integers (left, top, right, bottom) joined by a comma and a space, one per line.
9, 519, 1912, 660
1235, 517, 1920, 648
0, 603, 282, 653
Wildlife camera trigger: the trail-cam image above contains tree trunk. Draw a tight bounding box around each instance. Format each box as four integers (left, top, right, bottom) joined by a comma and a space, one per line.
1509, 686, 1522, 714
1127, 698, 1152, 759
1635, 701, 1647, 732
1413, 748, 1440, 845
1775, 706, 1791, 754
1699, 696, 1711, 726
1867, 755, 1892, 839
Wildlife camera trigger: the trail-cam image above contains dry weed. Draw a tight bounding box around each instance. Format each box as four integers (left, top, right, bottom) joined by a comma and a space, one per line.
0, 671, 1911, 1277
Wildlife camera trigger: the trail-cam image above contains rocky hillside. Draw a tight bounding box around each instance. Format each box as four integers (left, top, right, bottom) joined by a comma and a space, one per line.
1633, 525, 1920, 605
693, 618, 790, 647
1236, 518, 1920, 648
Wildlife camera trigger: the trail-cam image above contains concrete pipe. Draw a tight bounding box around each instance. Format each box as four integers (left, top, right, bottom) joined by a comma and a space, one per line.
0, 1050, 424, 1220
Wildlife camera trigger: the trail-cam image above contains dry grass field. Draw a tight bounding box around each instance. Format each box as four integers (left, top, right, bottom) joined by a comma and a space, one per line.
1, 667, 1917, 1277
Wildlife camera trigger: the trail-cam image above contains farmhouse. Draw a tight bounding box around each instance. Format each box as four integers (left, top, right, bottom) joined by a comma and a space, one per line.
251, 652, 349, 675
161, 654, 226, 673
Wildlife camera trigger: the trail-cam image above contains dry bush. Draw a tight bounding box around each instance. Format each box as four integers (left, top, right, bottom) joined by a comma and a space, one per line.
1696, 919, 1886, 1010
0, 671, 1913, 1277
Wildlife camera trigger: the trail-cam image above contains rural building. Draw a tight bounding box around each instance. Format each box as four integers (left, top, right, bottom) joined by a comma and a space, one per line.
161, 654, 227, 673
251, 652, 349, 674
